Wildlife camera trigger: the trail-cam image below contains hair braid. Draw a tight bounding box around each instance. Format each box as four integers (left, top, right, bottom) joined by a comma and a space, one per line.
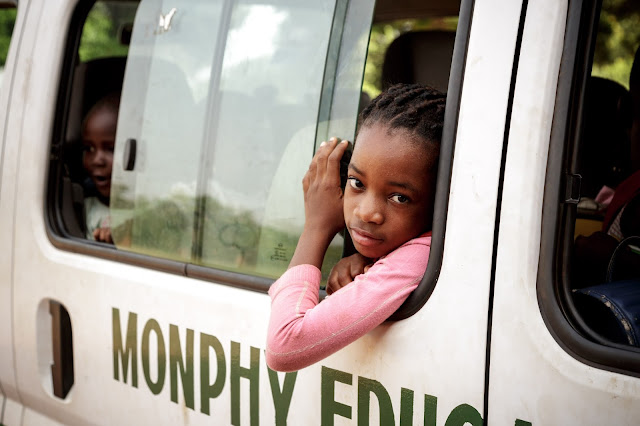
359, 83, 446, 146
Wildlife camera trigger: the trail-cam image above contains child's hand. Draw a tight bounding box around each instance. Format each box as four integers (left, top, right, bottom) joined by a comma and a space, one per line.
93, 227, 113, 244
327, 253, 373, 295
302, 137, 349, 236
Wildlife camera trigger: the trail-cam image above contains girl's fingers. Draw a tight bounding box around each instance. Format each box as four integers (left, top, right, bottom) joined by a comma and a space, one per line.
326, 139, 349, 184
350, 261, 364, 278
327, 274, 341, 295
314, 139, 332, 174
315, 137, 341, 176
339, 273, 352, 288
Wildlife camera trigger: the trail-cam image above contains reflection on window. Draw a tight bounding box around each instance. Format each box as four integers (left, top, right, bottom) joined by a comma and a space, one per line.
111, 0, 344, 279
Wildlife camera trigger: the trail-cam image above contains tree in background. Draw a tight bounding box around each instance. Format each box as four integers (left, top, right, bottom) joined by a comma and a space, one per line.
593, 0, 640, 88
79, 2, 136, 62
362, 17, 457, 99
0, 7, 16, 68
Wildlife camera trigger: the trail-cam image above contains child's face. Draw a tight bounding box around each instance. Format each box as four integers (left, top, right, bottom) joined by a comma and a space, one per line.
82, 107, 116, 199
343, 123, 436, 259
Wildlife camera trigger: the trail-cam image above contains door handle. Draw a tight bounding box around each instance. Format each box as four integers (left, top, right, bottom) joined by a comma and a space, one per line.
50, 301, 74, 399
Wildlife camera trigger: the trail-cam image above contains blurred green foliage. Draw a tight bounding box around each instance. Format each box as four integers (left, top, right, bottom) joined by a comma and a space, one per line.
79, 2, 137, 62
592, 0, 640, 88
0, 7, 16, 68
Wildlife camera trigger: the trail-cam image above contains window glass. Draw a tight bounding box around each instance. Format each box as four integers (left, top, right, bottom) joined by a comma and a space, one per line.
79, 1, 137, 62
111, 0, 354, 279
53, 1, 138, 241
0, 6, 17, 89
568, 0, 640, 348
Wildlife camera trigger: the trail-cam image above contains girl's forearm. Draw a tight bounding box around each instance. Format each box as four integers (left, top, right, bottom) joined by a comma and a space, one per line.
288, 226, 336, 269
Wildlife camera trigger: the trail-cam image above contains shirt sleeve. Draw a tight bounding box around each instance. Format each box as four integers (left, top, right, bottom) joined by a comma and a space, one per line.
266, 237, 430, 372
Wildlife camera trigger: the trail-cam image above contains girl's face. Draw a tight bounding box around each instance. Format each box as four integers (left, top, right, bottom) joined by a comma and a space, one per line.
82, 107, 117, 199
344, 123, 436, 259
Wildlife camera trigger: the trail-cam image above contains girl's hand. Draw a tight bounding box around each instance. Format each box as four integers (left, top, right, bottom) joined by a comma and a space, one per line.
302, 137, 350, 236
288, 137, 350, 269
327, 253, 373, 295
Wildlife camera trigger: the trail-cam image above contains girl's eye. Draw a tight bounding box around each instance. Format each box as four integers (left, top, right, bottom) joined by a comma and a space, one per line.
348, 177, 364, 190
390, 194, 410, 204
83, 144, 95, 153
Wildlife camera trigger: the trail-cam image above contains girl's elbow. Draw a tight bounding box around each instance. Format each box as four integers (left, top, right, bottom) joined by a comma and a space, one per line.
265, 351, 299, 373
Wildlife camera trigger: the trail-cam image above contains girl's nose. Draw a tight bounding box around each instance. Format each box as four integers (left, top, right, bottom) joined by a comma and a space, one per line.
355, 195, 384, 224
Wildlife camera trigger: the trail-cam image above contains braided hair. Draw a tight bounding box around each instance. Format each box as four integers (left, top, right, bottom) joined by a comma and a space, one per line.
358, 84, 446, 168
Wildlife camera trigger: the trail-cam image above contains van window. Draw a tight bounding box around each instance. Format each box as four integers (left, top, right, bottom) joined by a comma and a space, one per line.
0, 4, 17, 90
48, 0, 466, 308
540, 0, 640, 373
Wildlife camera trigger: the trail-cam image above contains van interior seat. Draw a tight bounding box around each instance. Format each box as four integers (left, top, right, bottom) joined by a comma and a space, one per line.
574, 77, 632, 238
381, 30, 455, 93
66, 56, 127, 145
579, 76, 632, 200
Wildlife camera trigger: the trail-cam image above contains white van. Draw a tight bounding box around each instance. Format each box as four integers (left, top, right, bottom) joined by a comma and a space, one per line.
1, 0, 640, 424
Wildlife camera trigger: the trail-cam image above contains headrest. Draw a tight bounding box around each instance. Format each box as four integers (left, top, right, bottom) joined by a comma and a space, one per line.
80, 57, 127, 118
66, 56, 126, 143
580, 76, 633, 197
381, 30, 455, 92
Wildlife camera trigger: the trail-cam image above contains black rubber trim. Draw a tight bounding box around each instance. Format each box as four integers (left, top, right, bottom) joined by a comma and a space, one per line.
46, 0, 94, 241
537, 0, 640, 377
186, 263, 272, 293
482, 1, 528, 423
389, 0, 475, 320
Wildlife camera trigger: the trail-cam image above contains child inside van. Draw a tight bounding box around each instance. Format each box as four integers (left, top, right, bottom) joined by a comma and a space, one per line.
266, 84, 445, 372
81, 92, 120, 243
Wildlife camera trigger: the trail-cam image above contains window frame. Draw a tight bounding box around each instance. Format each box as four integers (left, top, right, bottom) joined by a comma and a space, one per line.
537, 0, 640, 377
389, 0, 473, 319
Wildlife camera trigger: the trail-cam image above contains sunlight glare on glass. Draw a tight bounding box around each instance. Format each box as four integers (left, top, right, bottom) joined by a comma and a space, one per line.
224, 5, 286, 67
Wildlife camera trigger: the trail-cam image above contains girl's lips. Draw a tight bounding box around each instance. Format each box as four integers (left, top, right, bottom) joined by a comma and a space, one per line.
349, 227, 383, 247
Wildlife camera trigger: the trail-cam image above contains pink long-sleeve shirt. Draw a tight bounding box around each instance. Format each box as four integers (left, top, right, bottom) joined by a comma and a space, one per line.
266, 233, 431, 372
